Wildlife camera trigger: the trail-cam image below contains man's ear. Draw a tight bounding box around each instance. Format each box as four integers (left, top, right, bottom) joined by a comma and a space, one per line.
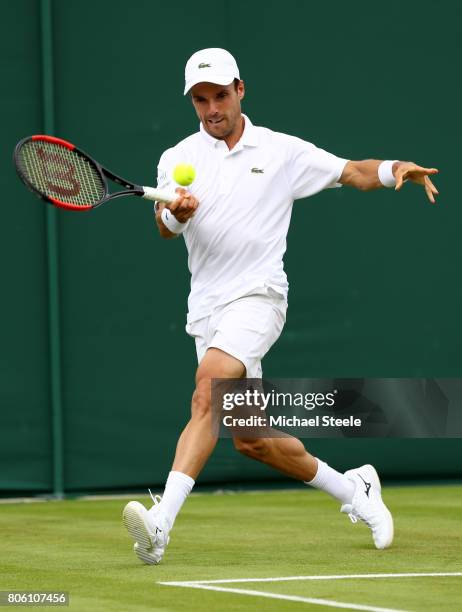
238, 80, 245, 101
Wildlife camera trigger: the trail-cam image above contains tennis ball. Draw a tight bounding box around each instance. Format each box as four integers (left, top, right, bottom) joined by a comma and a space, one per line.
173, 163, 196, 186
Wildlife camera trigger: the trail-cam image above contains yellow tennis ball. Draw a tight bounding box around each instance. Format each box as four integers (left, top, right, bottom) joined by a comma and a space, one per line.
173, 163, 196, 186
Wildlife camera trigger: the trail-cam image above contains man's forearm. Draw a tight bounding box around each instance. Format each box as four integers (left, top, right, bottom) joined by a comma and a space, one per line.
340, 159, 404, 191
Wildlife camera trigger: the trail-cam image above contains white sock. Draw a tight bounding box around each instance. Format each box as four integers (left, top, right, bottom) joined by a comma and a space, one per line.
305, 459, 355, 504
154, 471, 195, 528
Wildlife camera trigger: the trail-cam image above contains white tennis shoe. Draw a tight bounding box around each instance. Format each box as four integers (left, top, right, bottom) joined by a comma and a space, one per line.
123, 493, 171, 565
340, 464, 394, 550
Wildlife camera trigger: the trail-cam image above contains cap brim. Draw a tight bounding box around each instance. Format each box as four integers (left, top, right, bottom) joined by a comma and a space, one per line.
183, 74, 235, 95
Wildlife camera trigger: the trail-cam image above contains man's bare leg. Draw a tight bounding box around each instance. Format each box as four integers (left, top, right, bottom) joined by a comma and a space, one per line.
169, 344, 354, 509
171, 347, 245, 478
234, 435, 354, 503
124, 349, 391, 562
234, 435, 318, 480
123, 347, 244, 564
145, 348, 246, 535
232, 435, 393, 549
170, 346, 353, 502
125, 348, 352, 565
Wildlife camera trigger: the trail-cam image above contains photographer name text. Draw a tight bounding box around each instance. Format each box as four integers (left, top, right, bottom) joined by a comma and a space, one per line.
222, 415, 362, 428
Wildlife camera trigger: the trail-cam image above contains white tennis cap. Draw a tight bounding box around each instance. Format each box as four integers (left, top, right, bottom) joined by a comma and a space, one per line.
184, 48, 240, 95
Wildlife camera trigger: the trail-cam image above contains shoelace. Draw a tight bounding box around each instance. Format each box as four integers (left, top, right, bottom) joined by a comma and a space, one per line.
348, 512, 373, 529
148, 489, 170, 546
348, 507, 374, 529
348, 513, 358, 524
148, 489, 162, 506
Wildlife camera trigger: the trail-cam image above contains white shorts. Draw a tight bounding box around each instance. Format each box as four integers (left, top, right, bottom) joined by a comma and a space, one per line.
185, 288, 287, 378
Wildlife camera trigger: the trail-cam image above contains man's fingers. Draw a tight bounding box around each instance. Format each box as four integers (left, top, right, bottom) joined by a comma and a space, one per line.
396, 169, 439, 190
178, 196, 197, 211
410, 165, 437, 174
425, 181, 436, 204
171, 194, 189, 209
426, 176, 439, 195
177, 196, 189, 210
425, 176, 439, 201
395, 170, 406, 191
393, 162, 440, 202
424, 177, 437, 204
170, 194, 199, 222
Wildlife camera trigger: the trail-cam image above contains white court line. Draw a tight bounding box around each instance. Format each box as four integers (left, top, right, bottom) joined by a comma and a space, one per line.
160, 571, 462, 586
159, 572, 462, 612
163, 583, 408, 612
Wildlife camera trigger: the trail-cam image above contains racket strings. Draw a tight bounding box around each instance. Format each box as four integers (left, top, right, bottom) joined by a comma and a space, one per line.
18, 140, 105, 206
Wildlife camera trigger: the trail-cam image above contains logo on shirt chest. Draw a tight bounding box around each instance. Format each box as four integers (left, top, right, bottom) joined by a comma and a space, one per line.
251, 167, 264, 174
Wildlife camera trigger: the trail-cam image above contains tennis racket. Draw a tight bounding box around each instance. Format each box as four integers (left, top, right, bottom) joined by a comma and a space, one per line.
14, 135, 177, 211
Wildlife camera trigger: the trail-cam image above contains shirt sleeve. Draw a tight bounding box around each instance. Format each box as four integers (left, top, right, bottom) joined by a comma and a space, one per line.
156, 147, 177, 191
284, 135, 349, 201
154, 148, 179, 212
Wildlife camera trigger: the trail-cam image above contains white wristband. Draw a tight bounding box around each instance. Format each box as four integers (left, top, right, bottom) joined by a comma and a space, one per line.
378, 160, 398, 188
161, 207, 190, 234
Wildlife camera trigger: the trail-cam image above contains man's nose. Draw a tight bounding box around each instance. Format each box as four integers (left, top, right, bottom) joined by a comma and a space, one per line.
208, 100, 219, 115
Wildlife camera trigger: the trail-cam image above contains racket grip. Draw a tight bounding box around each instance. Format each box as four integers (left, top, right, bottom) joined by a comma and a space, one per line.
142, 186, 177, 203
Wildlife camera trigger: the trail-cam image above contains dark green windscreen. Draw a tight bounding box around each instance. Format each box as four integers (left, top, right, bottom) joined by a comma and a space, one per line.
1, 0, 461, 492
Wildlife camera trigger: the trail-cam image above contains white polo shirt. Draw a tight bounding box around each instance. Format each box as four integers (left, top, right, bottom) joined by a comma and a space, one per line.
156, 115, 348, 324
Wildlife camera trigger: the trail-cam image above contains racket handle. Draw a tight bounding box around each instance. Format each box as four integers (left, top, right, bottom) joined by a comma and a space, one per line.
142, 186, 177, 203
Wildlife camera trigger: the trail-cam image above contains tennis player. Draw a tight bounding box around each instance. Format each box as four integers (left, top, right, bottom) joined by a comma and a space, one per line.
123, 48, 439, 564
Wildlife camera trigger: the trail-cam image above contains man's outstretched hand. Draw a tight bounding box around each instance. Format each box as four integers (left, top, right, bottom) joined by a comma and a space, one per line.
394, 162, 439, 204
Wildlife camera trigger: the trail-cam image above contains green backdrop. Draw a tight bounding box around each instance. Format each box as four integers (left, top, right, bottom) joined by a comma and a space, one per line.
1, 0, 461, 494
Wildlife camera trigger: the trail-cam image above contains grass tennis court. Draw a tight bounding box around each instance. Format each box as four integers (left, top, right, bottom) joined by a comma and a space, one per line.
1, 486, 461, 611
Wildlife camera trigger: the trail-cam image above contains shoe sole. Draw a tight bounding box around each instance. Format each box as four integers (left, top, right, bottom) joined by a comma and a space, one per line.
378, 504, 394, 549
123, 501, 159, 564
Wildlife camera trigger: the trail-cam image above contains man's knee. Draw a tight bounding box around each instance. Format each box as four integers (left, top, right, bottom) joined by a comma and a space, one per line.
191, 348, 246, 421
191, 378, 212, 419
233, 437, 270, 460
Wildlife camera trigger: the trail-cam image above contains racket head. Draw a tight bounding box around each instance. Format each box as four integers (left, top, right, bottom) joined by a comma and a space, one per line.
14, 135, 108, 211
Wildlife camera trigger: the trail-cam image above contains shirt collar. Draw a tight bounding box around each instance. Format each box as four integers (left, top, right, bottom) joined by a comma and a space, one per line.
199, 114, 259, 149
